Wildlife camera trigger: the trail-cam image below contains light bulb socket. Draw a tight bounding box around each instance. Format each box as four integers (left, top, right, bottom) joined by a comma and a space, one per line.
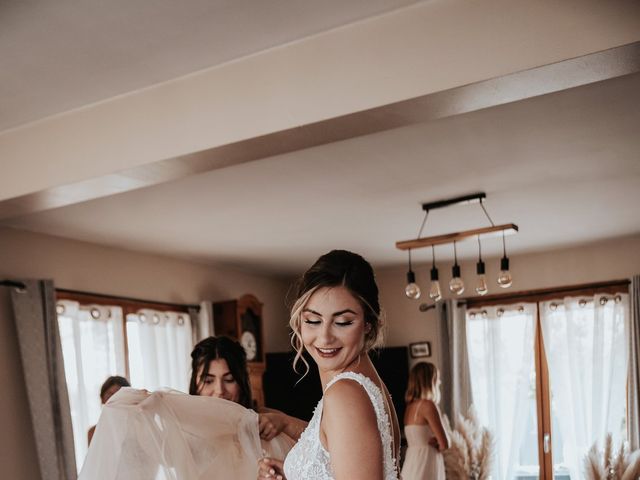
406, 270, 416, 284
500, 256, 510, 271
476, 260, 486, 275
430, 266, 439, 281
452, 263, 461, 279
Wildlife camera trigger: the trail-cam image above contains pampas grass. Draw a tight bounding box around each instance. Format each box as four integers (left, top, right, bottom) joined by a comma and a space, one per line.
443, 406, 494, 480
584, 434, 640, 480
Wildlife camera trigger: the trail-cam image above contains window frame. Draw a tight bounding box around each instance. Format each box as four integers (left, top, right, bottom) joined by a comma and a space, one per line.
464, 279, 629, 480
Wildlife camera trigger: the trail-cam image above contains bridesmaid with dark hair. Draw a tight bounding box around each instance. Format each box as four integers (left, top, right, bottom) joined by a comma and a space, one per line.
190, 335, 307, 441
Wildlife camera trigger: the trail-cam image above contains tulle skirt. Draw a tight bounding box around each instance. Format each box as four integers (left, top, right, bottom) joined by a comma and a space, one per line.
79, 388, 294, 480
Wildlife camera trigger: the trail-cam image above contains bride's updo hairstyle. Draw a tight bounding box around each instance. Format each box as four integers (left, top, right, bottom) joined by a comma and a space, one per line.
289, 250, 384, 374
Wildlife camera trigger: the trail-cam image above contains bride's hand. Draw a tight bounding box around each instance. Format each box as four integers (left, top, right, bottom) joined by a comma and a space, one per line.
257, 457, 285, 480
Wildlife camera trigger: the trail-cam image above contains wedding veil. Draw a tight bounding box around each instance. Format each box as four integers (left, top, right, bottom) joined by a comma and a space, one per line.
79, 388, 294, 480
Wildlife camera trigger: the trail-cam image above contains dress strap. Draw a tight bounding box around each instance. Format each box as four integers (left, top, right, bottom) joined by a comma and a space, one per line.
413, 401, 421, 422
325, 371, 371, 392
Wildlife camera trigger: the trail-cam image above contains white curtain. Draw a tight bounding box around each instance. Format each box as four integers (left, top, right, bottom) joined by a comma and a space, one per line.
466, 303, 537, 480
540, 294, 629, 480
126, 309, 193, 393
56, 299, 126, 470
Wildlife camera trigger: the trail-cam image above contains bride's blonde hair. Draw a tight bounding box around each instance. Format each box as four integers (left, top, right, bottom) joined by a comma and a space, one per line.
288, 250, 384, 376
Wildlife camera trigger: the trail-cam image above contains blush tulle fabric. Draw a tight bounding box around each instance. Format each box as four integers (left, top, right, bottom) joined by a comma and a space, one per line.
78, 388, 294, 480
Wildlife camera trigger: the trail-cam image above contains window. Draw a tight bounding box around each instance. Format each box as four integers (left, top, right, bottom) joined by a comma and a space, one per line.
55, 290, 195, 471
465, 281, 630, 480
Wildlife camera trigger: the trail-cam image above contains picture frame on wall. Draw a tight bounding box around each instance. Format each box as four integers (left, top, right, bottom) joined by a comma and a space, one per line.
409, 341, 431, 358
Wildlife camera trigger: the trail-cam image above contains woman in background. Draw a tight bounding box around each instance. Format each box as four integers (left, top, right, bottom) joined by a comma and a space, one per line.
87, 375, 130, 445
190, 335, 307, 441
401, 362, 449, 480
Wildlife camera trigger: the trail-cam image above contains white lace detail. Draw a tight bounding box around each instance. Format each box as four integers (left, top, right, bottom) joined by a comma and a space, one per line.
283, 372, 398, 480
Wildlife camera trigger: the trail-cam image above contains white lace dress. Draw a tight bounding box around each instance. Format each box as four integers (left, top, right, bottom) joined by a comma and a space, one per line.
283, 371, 398, 480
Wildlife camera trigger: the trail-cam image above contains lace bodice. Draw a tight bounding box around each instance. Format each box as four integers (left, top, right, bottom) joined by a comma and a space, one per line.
283, 372, 398, 480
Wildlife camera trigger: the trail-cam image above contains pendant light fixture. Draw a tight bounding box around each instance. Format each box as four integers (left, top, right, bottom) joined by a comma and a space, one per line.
475, 236, 489, 296
405, 250, 421, 299
448, 241, 465, 295
497, 231, 513, 288
395, 192, 518, 306
429, 246, 442, 301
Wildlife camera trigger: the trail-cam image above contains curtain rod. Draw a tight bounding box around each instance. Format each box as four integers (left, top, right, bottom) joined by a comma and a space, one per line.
0, 279, 26, 290
463, 278, 630, 307
419, 278, 630, 311
56, 288, 200, 311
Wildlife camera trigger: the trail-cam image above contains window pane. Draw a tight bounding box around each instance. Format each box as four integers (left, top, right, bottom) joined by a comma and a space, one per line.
57, 301, 126, 471
466, 304, 539, 480
126, 310, 192, 392
540, 295, 629, 480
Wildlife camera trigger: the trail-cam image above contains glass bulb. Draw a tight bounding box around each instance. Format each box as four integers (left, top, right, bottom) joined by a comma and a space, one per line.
497, 270, 512, 288
475, 274, 488, 296
405, 282, 421, 299
449, 276, 465, 295
429, 280, 442, 301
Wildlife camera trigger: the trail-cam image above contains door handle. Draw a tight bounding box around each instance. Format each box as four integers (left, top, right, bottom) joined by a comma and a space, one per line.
544, 433, 551, 454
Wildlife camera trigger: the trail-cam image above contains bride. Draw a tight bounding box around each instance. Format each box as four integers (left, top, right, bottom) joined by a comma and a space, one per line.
258, 250, 400, 480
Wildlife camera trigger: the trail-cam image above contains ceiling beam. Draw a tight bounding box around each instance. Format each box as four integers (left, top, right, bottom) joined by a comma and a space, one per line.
1, 41, 639, 221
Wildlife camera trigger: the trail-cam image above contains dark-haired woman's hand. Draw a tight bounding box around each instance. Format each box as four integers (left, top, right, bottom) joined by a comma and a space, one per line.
257, 457, 286, 480
258, 412, 285, 441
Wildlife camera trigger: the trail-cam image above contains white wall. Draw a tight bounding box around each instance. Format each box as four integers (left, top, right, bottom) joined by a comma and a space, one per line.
376, 234, 640, 368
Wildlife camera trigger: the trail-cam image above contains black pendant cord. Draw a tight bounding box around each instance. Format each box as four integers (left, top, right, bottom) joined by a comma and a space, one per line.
0, 279, 26, 290
477, 235, 483, 262
453, 241, 459, 266
502, 230, 507, 257
431, 245, 436, 267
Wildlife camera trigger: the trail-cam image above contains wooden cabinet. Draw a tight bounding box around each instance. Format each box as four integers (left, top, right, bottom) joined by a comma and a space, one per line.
212, 294, 266, 408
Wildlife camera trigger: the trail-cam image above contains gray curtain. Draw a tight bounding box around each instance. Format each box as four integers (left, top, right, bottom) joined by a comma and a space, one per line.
10, 279, 77, 480
628, 275, 640, 449
436, 298, 472, 422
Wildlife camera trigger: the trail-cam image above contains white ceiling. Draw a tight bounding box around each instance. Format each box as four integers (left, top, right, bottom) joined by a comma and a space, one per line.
6, 72, 640, 275
0, 0, 421, 131
0, 0, 640, 275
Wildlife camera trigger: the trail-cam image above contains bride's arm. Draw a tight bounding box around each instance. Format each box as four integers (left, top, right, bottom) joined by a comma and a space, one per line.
258, 408, 308, 441
322, 381, 384, 480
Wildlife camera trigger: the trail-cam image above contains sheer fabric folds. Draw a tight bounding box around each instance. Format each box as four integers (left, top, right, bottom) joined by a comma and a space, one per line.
79, 389, 294, 480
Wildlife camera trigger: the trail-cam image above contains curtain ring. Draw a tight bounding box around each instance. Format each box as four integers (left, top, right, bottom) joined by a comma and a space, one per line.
549, 303, 558, 311
90, 308, 101, 319
614, 295, 622, 303
56, 303, 65, 315
599, 297, 608, 306
578, 299, 587, 307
